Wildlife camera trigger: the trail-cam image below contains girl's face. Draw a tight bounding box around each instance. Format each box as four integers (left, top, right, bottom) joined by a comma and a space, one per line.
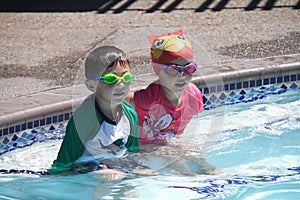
158, 59, 193, 96
95, 61, 131, 107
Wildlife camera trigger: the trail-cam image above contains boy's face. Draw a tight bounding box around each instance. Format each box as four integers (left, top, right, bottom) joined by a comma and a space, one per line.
158, 58, 193, 94
94, 61, 131, 106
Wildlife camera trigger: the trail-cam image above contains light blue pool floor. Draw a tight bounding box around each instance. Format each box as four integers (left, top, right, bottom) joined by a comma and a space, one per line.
1, 88, 300, 200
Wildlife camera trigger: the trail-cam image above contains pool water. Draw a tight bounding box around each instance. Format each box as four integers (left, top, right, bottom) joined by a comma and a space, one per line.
0, 89, 300, 200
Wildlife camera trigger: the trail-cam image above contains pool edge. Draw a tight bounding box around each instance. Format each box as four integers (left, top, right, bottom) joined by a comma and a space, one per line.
0, 54, 299, 137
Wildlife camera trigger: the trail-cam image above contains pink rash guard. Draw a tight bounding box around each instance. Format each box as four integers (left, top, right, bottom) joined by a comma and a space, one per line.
134, 81, 203, 144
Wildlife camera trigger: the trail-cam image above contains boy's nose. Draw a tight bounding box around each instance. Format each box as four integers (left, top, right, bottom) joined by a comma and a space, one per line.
116, 79, 125, 86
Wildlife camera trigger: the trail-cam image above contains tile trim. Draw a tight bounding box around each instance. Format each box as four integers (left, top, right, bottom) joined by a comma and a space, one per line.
0, 56, 299, 137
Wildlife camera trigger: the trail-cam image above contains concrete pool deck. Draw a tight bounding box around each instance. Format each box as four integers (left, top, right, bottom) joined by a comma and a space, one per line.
0, 0, 299, 135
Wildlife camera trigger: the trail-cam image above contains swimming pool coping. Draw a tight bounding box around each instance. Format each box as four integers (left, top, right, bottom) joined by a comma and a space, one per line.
0, 54, 299, 137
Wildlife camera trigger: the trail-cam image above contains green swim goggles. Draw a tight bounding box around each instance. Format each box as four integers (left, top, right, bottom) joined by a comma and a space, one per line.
87, 71, 134, 85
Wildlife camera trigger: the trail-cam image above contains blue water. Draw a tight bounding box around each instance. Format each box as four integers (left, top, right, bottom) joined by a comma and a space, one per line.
0, 90, 300, 200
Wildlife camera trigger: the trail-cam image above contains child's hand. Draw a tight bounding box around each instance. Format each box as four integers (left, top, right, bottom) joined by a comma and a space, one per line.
98, 164, 108, 169
93, 168, 127, 181
132, 167, 159, 176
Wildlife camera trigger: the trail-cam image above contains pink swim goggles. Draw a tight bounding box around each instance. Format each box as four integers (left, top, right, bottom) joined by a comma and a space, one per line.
152, 62, 197, 76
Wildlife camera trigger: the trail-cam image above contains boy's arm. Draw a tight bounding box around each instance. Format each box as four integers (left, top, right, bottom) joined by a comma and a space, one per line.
48, 118, 86, 174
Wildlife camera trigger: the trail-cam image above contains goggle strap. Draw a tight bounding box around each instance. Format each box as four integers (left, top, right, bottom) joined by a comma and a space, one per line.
86, 77, 101, 81
152, 62, 197, 68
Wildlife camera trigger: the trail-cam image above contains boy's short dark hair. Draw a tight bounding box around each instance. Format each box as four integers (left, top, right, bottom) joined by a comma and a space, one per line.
85, 46, 127, 79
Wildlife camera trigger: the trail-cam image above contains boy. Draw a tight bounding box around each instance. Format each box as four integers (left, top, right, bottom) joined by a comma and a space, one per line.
49, 46, 140, 174
127, 30, 203, 145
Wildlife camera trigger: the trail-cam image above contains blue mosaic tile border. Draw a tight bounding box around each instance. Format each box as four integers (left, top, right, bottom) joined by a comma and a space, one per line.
1, 83, 299, 156
0, 112, 71, 138
202, 83, 299, 110
0, 123, 66, 156
0, 85, 299, 157
0, 72, 299, 143
198, 74, 300, 95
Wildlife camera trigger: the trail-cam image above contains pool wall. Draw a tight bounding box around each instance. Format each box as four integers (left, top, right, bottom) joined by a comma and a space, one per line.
0, 54, 299, 153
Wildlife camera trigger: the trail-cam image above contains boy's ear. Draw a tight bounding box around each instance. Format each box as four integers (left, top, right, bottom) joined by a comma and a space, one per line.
85, 80, 97, 92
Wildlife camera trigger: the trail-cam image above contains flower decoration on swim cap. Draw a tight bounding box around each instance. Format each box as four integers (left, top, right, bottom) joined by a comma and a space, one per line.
147, 30, 194, 65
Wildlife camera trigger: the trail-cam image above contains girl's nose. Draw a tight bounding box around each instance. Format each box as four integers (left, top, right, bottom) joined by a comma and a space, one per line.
178, 71, 187, 77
